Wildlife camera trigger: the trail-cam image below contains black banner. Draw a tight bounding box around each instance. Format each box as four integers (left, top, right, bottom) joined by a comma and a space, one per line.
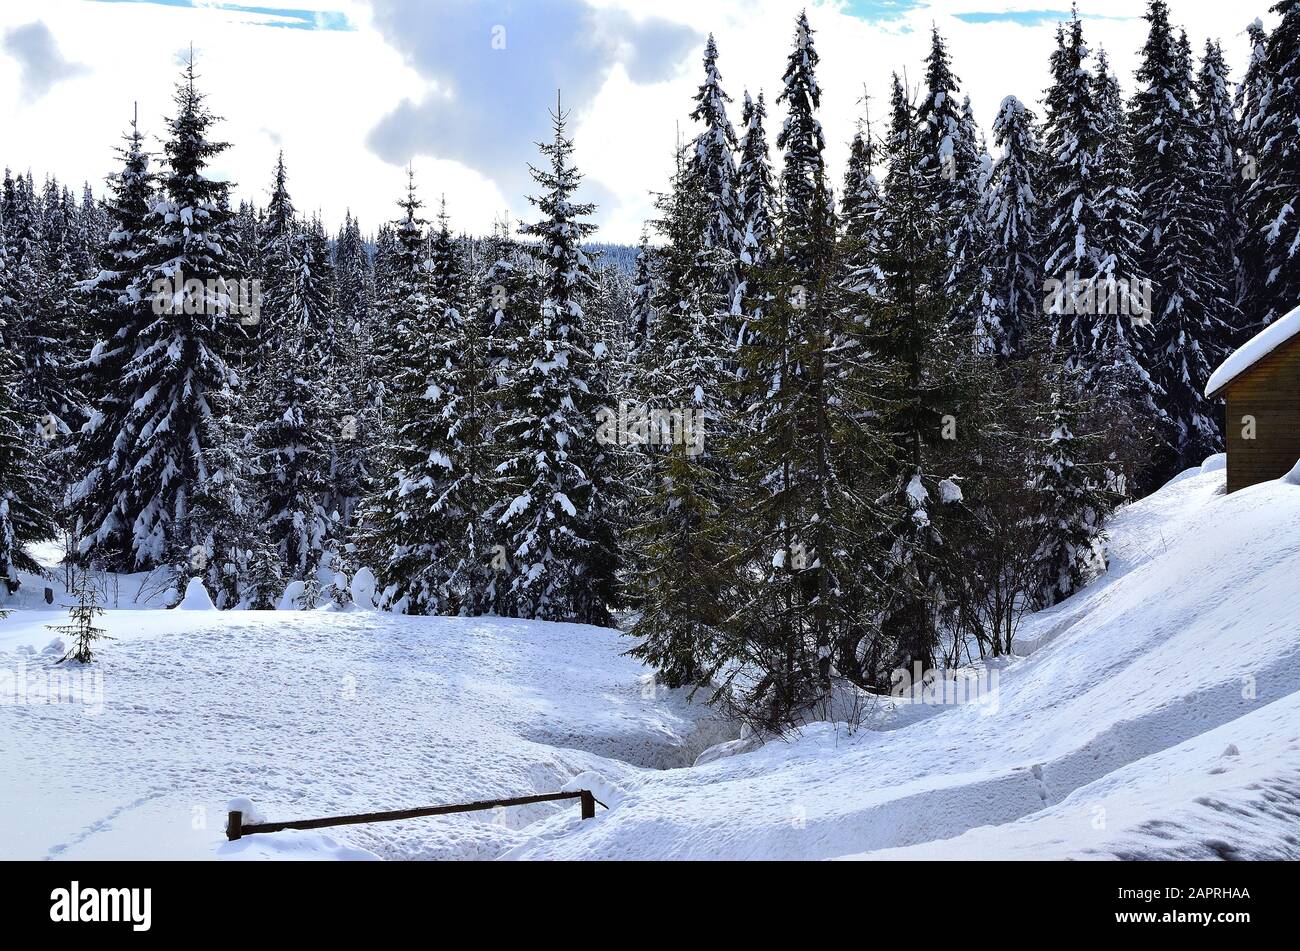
0, 859, 1283, 936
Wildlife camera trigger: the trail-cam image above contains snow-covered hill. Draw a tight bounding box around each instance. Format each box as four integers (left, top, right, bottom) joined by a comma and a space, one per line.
2, 460, 1298, 860
508, 461, 1300, 860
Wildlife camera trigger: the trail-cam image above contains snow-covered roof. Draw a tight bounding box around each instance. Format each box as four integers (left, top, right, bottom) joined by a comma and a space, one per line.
1206, 304, 1300, 398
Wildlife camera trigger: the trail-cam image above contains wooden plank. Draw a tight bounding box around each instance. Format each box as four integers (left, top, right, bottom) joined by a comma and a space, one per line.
230, 791, 593, 840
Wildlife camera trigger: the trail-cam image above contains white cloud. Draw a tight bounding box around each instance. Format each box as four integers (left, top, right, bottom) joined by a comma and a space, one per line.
2, 19, 89, 101
0, 0, 1273, 245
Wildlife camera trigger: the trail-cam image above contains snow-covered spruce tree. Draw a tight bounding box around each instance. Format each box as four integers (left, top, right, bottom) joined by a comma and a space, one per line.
915, 26, 966, 232
358, 174, 456, 614
1041, 17, 1155, 420
859, 73, 975, 686
70, 112, 156, 571
737, 91, 777, 274
1029, 364, 1116, 608
115, 58, 245, 573
189, 401, 257, 608
776, 12, 826, 278
253, 221, 334, 582
689, 34, 743, 326
1130, 4, 1231, 478
1241, 0, 1300, 330
1196, 39, 1250, 348
3, 171, 80, 448
983, 95, 1044, 362
1234, 19, 1269, 321
945, 96, 993, 343
727, 167, 885, 721
839, 108, 886, 328
325, 211, 375, 532
627, 231, 655, 363
489, 103, 615, 625
626, 151, 738, 689
0, 252, 56, 592
474, 225, 539, 616
736, 90, 777, 348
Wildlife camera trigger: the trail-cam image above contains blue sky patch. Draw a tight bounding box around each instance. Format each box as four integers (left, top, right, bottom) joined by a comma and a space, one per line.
955, 9, 1135, 26
840, 0, 929, 22
86, 0, 353, 31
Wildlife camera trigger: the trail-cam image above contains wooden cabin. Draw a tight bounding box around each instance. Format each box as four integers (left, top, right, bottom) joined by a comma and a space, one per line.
1206, 306, 1300, 493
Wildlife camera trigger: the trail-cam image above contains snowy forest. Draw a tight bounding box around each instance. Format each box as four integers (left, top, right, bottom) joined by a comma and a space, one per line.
2, 0, 1298, 734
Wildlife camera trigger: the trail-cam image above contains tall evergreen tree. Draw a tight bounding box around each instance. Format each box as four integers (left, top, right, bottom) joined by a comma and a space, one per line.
860, 74, 973, 684
70, 110, 157, 570
0, 219, 56, 592
776, 12, 826, 277
689, 34, 742, 312
983, 95, 1043, 361
1241, 0, 1300, 330
114, 57, 244, 572
1131, 3, 1231, 475
490, 102, 614, 624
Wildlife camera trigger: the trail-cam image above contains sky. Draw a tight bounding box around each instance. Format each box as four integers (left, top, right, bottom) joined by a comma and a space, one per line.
0, 0, 1276, 244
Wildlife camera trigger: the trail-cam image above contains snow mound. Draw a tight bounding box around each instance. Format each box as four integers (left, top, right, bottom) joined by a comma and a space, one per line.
277, 580, 306, 611
1200, 452, 1227, 474
350, 568, 377, 609
175, 578, 215, 611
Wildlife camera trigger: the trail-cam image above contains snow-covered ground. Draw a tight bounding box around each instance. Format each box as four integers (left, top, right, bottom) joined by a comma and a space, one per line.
2, 459, 1298, 860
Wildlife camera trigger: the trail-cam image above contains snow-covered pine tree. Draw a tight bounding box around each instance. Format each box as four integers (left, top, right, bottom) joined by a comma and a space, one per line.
1130, 3, 1231, 477
689, 34, 743, 325
357, 173, 456, 614
915, 26, 966, 233
70, 111, 156, 571
253, 215, 334, 582
115, 57, 245, 572
860, 73, 973, 686
776, 12, 826, 278
490, 101, 614, 625
625, 149, 737, 689
0, 230, 56, 592
983, 96, 1044, 362
1042, 16, 1154, 419
945, 95, 993, 343
1241, 0, 1300, 330
1196, 39, 1250, 348
1029, 364, 1116, 607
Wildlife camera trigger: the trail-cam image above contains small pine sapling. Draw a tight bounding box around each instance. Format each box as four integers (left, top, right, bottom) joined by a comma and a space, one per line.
50, 575, 110, 665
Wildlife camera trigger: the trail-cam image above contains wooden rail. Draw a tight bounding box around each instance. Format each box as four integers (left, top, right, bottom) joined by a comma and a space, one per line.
226, 790, 601, 841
